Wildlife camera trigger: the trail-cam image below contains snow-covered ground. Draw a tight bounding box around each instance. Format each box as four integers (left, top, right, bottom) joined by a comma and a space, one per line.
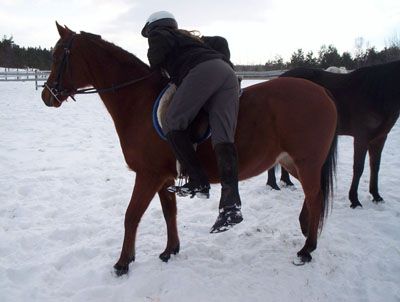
0, 81, 399, 302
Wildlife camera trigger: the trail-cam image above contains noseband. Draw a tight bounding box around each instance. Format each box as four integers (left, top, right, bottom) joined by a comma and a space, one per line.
44, 34, 155, 104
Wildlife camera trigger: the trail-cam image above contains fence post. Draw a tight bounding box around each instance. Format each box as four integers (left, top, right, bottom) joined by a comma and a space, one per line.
35, 70, 38, 90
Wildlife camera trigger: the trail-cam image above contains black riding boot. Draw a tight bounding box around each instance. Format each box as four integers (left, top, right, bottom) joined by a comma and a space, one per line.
166, 130, 210, 198
210, 143, 243, 233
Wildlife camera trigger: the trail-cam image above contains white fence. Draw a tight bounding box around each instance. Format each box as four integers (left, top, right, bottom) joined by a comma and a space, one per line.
0, 68, 51, 90
236, 70, 285, 79
0, 68, 285, 90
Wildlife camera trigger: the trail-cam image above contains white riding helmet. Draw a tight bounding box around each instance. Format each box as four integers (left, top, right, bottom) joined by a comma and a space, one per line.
141, 11, 178, 37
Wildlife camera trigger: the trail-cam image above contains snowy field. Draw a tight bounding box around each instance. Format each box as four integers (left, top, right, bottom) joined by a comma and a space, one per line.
0, 80, 399, 302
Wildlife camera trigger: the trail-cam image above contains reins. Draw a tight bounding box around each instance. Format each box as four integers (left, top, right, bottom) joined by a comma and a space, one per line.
72, 72, 155, 95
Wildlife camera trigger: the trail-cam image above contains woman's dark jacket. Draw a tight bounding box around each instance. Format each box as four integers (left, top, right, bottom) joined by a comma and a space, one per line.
147, 28, 233, 85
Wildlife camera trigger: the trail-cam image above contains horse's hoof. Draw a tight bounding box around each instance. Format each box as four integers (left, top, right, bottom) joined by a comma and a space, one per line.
114, 263, 129, 276
293, 252, 312, 266
159, 244, 180, 262
267, 183, 280, 190
372, 196, 384, 203
113, 256, 135, 276
292, 255, 311, 266
282, 180, 294, 187
292, 257, 306, 266
350, 201, 363, 209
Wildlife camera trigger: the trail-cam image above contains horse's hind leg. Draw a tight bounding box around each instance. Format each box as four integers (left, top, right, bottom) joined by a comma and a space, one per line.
266, 165, 294, 190
299, 199, 309, 237
349, 138, 368, 208
114, 172, 165, 276
266, 166, 281, 190
368, 135, 387, 202
158, 178, 180, 262
296, 165, 323, 263
280, 167, 294, 186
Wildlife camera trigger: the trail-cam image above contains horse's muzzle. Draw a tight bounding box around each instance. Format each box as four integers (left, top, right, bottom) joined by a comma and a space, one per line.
41, 84, 65, 107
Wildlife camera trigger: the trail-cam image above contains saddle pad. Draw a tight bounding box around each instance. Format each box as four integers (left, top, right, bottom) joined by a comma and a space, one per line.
152, 83, 211, 143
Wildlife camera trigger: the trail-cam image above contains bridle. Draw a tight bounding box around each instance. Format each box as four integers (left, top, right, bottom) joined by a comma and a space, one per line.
43, 33, 155, 104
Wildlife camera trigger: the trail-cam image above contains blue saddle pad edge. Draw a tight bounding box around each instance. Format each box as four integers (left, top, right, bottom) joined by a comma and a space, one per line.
152, 83, 212, 143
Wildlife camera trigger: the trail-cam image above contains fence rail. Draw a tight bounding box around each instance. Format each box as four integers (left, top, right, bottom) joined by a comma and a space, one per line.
0, 68, 285, 90
0, 69, 51, 89
236, 70, 285, 79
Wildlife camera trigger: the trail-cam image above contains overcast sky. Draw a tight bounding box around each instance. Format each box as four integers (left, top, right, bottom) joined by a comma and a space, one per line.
1, 0, 399, 64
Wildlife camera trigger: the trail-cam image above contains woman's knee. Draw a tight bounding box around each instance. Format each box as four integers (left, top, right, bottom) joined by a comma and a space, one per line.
163, 112, 187, 134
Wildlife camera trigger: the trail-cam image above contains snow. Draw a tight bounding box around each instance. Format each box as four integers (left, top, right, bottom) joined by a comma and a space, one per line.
1, 80, 399, 302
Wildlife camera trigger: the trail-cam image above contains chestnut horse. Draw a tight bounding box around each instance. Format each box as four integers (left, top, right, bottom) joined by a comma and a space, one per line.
41, 24, 337, 276
267, 62, 400, 208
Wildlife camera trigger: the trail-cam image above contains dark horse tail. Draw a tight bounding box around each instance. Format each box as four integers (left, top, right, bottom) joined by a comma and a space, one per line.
319, 126, 338, 231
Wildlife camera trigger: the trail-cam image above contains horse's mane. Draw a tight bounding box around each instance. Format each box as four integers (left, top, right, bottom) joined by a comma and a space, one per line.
79, 31, 150, 72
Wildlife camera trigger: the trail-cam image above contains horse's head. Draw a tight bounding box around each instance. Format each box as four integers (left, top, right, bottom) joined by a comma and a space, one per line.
41, 22, 90, 107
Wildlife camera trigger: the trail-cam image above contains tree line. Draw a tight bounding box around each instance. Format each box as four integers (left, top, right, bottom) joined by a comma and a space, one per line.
0, 36, 52, 70
1, 34, 399, 72
236, 37, 400, 71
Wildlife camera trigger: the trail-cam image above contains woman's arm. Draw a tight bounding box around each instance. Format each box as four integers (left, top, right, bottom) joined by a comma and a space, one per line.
147, 29, 175, 69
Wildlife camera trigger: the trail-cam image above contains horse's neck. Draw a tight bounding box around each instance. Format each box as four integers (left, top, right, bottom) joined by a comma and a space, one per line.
80, 45, 159, 139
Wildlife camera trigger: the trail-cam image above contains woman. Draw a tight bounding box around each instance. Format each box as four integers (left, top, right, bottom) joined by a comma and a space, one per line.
142, 11, 242, 233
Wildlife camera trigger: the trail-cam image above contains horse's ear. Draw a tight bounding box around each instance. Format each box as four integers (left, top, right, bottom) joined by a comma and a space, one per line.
64, 25, 74, 32
56, 21, 66, 38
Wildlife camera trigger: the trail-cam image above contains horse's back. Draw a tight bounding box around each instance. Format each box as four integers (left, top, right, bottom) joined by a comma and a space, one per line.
240, 77, 337, 124
234, 77, 337, 178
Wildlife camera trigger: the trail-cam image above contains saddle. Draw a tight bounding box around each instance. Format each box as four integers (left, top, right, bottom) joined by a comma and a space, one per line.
152, 83, 211, 179
152, 83, 211, 143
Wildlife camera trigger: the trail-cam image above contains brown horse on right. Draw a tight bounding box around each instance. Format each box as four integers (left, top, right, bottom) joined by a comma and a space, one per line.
267, 61, 400, 208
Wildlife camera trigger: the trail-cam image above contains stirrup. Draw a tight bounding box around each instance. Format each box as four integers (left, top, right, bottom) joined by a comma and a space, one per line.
210, 205, 243, 233
167, 183, 210, 199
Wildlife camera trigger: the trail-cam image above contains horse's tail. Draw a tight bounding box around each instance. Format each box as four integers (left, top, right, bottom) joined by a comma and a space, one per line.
319, 129, 338, 230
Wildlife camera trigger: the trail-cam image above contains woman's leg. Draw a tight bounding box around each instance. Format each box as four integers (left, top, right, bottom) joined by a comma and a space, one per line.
163, 59, 231, 197
203, 61, 243, 232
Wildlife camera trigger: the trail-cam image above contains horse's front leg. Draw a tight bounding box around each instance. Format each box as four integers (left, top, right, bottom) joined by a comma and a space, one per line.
349, 138, 368, 208
158, 178, 180, 262
114, 172, 165, 276
368, 135, 387, 202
